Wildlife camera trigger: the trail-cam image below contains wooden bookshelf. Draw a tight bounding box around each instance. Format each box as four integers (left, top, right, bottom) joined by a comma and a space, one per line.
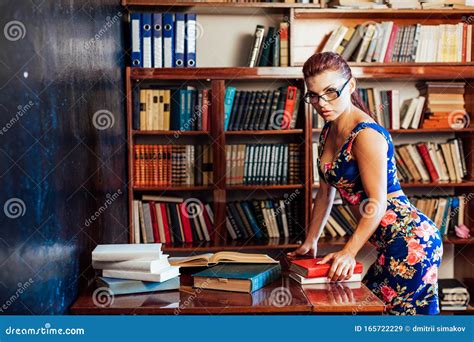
130, 65, 474, 80
123, 5, 474, 295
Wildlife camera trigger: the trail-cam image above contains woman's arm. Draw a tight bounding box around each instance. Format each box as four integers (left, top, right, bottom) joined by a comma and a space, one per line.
320, 129, 388, 281
287, 176, 337, 257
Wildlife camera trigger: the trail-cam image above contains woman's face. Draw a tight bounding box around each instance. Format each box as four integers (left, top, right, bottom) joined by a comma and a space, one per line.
304, 70, 355, 122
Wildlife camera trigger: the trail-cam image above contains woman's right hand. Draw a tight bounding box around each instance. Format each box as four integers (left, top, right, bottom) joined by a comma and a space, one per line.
287, 239, 318, 258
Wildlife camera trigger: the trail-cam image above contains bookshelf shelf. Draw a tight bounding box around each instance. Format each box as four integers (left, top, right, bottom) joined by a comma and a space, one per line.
130, 66, 474, 80
159, 235, 474, 252
226, 129, 303, 135
132, 130, 210, 136
161, 238, 304, 252
293, 8, 474, 19
313, 128, 474, 134
133, 185, 214, 191
123, 0, 322, 8
312, 181, 474, 189
226, 184, 305, 190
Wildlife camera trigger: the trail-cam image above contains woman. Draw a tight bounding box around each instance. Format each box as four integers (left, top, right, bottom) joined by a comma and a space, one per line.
287, 52, 443, 315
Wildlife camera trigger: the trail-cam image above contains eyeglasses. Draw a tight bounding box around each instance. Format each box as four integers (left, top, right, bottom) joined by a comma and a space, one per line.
303, 78, 351, 104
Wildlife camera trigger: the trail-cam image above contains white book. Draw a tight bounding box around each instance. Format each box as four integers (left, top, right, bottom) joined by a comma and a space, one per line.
290, 272, 362, 284
391, 89, 400, 129
133, 200, 141, 244
279, 200, 290, 238
103, 266, 180, 283
327, 216, 346, 237
378, 21, 394, 62
450, 141, 463, 181
467, 25, 472, 62
410, 96, 425, 129
355, 24, 376, 62
93, 258, 170, 273
407, 145, 430, 182
92, 244, 163, 262
400, 97, 419, 129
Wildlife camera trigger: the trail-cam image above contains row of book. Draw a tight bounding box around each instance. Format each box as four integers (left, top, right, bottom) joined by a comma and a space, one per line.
134, 87, 211, 131
394, 139, 467, 183
313, 139, 467, 184
248, 23, 289, 67
318, 194, 467, 239
224, 86, 301, 131
130, 13, 197, 68
309, 81, 470, 130
329, 0, 473, 10
93, 244, 180, 295
439, 278, 471, 311
133, 144, 213, 187
226, 143, 302, 185
419, 82, 468, 129
226, 198, 305, 240
132, 196, 214, 244
322, 22, 473, 63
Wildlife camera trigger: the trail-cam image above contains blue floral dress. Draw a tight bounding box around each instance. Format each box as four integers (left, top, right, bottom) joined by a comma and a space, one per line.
317, 120, 443, 315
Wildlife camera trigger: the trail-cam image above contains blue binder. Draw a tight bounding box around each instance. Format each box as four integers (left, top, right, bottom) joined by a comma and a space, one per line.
152, 13, 163, 68
130, 13, 142, 67
163, 13, 174, 68
185, 14, 197, 67
141, 13, 153, 68
174, 13, 185, 67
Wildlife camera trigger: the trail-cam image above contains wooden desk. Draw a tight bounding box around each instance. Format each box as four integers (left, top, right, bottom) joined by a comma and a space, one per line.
70, 271, 385, 315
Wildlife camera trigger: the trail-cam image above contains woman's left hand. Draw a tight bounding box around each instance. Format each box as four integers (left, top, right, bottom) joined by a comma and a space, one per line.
318, 249, 357, 282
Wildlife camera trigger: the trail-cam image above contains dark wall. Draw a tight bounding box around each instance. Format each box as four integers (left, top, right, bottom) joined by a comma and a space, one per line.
0, 1, 128, 314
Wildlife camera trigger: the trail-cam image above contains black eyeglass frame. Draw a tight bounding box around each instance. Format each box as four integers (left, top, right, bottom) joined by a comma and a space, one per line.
303, 78, 351, 104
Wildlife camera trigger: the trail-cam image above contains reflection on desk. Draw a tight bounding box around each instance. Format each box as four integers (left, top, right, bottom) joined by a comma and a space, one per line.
70, 273, 385, 315
301, 281, 385, 314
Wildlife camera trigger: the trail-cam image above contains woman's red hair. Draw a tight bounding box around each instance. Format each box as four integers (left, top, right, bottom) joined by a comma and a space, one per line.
302, 52, 376, 122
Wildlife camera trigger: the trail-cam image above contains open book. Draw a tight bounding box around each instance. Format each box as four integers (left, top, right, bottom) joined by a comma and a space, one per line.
168, 251, 278, 267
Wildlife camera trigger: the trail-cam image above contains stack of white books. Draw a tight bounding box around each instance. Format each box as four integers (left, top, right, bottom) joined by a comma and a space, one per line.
92, 244, 180, 285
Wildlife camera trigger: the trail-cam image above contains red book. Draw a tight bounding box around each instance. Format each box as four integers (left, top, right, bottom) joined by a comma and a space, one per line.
179, 202, 194, 243
160, 203, 172, 243
416, 143, 440, 182
148, 201, 160, 242
290, 258, 363, 278
282, 86, 297, 129
384, 24, 399, 63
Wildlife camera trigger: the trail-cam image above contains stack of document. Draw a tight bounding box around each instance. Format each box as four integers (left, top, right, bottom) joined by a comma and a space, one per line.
92, 244, 180, 295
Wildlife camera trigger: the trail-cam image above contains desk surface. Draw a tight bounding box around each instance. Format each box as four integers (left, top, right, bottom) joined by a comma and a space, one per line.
70, 268, 385, 315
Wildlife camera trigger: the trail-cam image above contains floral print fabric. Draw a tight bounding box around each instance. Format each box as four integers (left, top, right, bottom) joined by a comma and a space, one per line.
317, 121, 443, 315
